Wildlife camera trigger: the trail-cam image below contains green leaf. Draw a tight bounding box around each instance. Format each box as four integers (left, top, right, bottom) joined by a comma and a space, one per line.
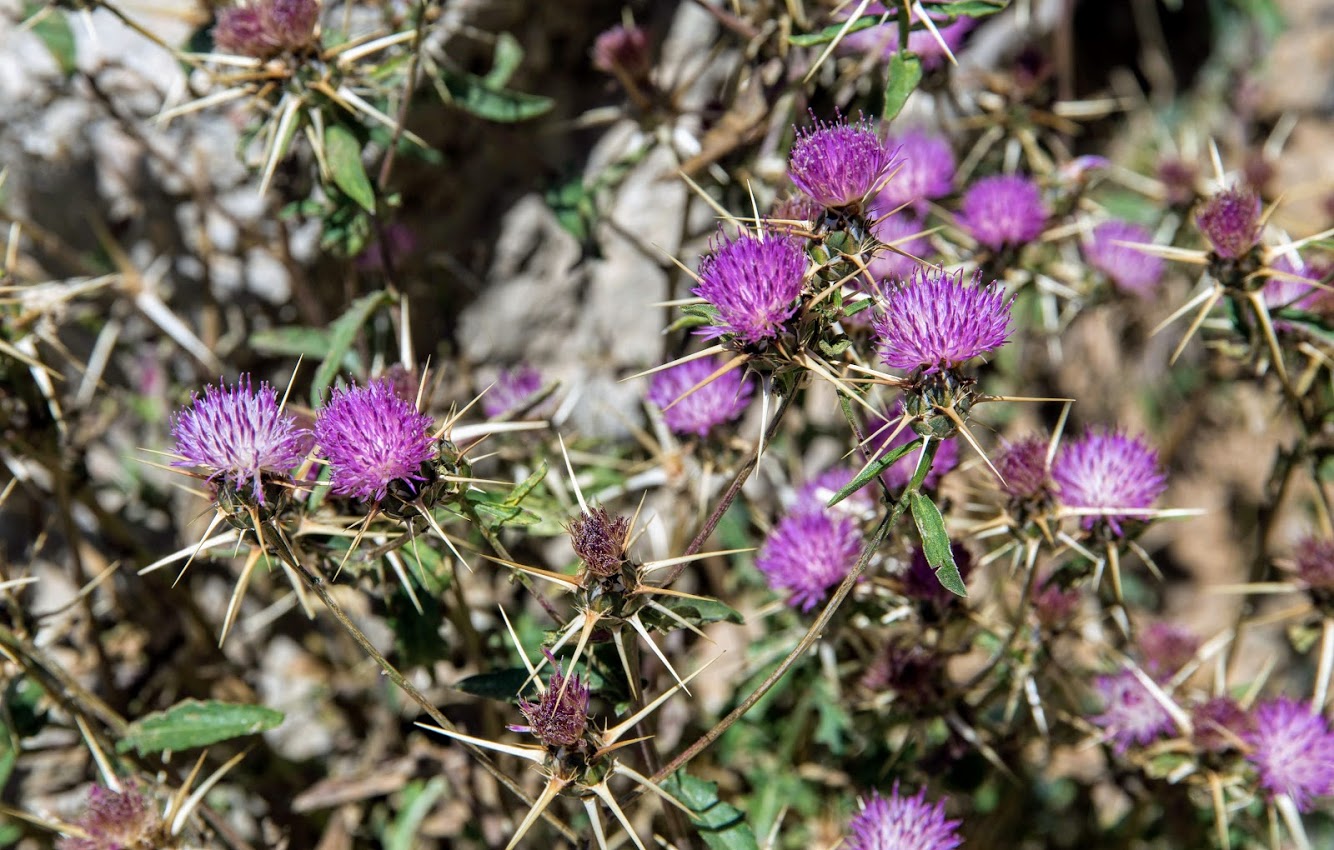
453, 668, 536, 701
638, 595, 744, 632
386, 585, 446, 668
437, 68, 553, 122
117, 700, 284, 755
505, 462, 547, 505
249, 326, 335, 360
324, 123, 377, 213
385, 777, 447, 850
310, 290, 396, 406
464, 489, 542, 528
882, 51, 923, 122
787, 15, 882, 47
918, 0, 1008, 18
23, 3, 76, 77
827, 437, 921, 507
663, 772, 760, 850
909, 491, 966, 596
485, 33, 525, 88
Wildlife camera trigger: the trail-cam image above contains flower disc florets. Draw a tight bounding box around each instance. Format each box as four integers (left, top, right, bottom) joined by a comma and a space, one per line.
845, 784, 962, 850
872, 267, 1013, 374
1196, 187, 1262, 260
755, 509, 861, 612
788, 114, 897, 211
171, 374, 311, 504
314, 378, 436, 502
693, 231, 806, 345
1092, 668, 1176, 753
568, 507, 631, 578
1083, 219, 1165, 297
1051, 429, 1166, 537
59, 782, 160, 850
1243, 697, 1334, 812
647, 355, 754, 437
959, 174, 1047, 250
511, 656, 591, 751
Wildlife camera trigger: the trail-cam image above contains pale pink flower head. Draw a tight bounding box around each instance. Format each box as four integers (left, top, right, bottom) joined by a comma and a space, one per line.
872, 130, 956, 215
1084, 219, 1164, 297
845, 784, 962, 850
591, 23, 652, 81
1244, 697, 1334, 812
1195, 187, 1263, 259
693, 231, 807, 345
788, 113, 898, 210
59, 782, 159, 850
872, 267, 1013, 374
1092, 667, 1176, 753
959, 174, 1047, 250
647, 354, 754, 437
1051, 428, 1167, 537
1139, 622, 1198, 681
314, 378, 436, 502
214, 0, 319, 59
755, 509, 861, 612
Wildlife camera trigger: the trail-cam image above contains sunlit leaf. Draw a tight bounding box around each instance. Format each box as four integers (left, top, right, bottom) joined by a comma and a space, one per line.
117, 700, 284, 755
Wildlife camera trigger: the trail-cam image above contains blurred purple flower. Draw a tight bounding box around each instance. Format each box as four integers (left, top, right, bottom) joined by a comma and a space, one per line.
693, 231, 806, 345
591, 23, 653, 81
868, 213, 932, 283
871, 130, 955, 215
59, 783, 158, 850
171, 374, 311, 503
755, 509, 862, 612
1139, 622, 1198, 681
1295, 536, 1334, 591
647, 354, 754, 437
872, 266, 1013, 373
845, 784, 962, 850
1051, 429, 1166, 537
1083, 220, 1164, 297
901, 543, 971, 608
1191, 696, 1253, 754
214, 0, 318, 59
1157, 158, 1199, 207
788, 114, 898, 210
1196, 187, 1262, 259
994, 435, 1052, 502
837, 4, 975, 71
1032, 578, 1081, 630
315, 379, 435, 502
482, 365, 543, 419
1092, 668, 1176, 753
1244, 697, 1334, 812
1264, 253, 1319, 319
511, 653, 590, 749
959, 174, 1047, 250
356, 222, 417, 273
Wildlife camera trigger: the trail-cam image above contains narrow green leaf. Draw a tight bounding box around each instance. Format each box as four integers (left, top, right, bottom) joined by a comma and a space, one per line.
437, 68, 553, 122
311, 290, 395, 406
882, 51, 923, 123
249, 326, 335, 360
663, 772, 760, 850
117, 700, 284, 755
505, 461, 548, 505
639, 595, 744, 632
485, 32, 525, 88
23, 3, 76, 77
324, 124, 377, 213
453, 668, 535, 701
827, 437, 921, 507
918, 0, 1008, 18
909, 491, 966, 596
787, 15, 882, 46
386, 778, 448, 850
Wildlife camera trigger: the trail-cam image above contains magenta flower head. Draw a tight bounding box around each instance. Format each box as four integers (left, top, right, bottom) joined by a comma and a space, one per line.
1051, 428, 1167, 537
845, 784, 962, 850
867, 213, 933, 283
481, 365, 543, 419
1195, 187, 1262, 259
1138, 622, 1199, 681
568, 507, 630, 578
755, 509, 861, 612
510, 652, 591, 750
872, 130, 956, 215
1083, 220, 1165, 297
959, 174, 1047, 250
647, 355, 754, 437
1243, 697, 1334, 812
1295, 536, 1334, 595
214, 0, 318, 59
1191, 696, 1253, 754
994, 435, 1053, 502
591, 23, 653, 81
693, 230, 806, 345
171, 374, 311, 504
788, 113, 898, 211
59, 782, 159, 850
314, 378, 435, 502
1092, 667, 1177, 753
872, 267, 1013, 374
869, 413, 959, 491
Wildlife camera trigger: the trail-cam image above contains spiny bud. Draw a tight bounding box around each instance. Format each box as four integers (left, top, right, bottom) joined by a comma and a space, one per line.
511, 654, 590, 749
569, 507, 631, 577
58, 782, 160, 850
1195, 187, 1262, 260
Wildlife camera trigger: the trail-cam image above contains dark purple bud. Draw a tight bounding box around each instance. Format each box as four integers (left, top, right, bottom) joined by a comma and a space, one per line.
568, 507, 631, 577
1195, 187, 1263, 260
512, 654, 591, 749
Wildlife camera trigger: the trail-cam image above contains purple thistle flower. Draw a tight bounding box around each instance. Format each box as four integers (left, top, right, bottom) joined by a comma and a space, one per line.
793, 466, 877, 518
845, 784, 963, 850
264, 0, 319, 50
872, 266, 1013, 374
646, 355, 754, 437
1195, 187, 1262, 259
1191, 696, 1253, 754
867, 212, 933, 283
693, 231, 806, 345
1139, 622, 1199, 681
314, 379, 435, 502
1264, 254, 1319, 321
959, 174, 1048, 250
482, 365, 544, 419
837, 4, 975, 71
868, 414, 959, 491
1092, 668, 1176, 753
1051, 429, 1167, 537
1083, 220, 1165, 297
994, 435, 1052, 502
1157, 158, 1199, 207
1032, 577, 1081, 630
568, 507, 630, 578
1244, 697, 1334, 812
510, 653, 591, 749
591, 23, 653, 81
755, 509, 862, 612
788, 114, 898, 210
213, 7, 268, 57
872, 130, 956, 215
1295, 536, 1334, 591
860, 642, 945, 708
59, 782, 159, 850
171, 374, 311, 503
214, 0, 317, 59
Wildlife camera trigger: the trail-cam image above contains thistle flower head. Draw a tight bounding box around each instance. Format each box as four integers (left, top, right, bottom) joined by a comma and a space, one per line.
788, 113, 898, 210
1295, 536, 1334, 591
1157, 158, 1199, 206
314, 378, 436, 502
872, 267, 1013, 374
591, 23, 652, 81
755, 509, 861, 612
844, 784, 963, 850
837, 4, 975, 70
482, 365, 543, 419
1092, 667, 1176, 753
867, 212, 933, 284
692, 231, 806, 345
214, 0, 319, 59
994, 435, 1053, 502
511, 654, 591, 749
646, 355, 754, 437
959, 174, 1047, 250
1264, 254, 1319, 316
1191, 696, 1253, 754
58, 782, 159, 850
1195, 187, 1262, 259
1243, 697, 1334, 812
1139, 622, 1199, 680
1051, 429, 1166, 537
171, 374, 311, 504
568, 507, 631, 578
872, 130, 956, 215
1083, 219, 1165, 297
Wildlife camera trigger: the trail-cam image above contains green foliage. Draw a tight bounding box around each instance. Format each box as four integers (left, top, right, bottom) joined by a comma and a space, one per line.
453, 667, 537, 701
23, 3, 75, 77
311, 290, 398, 407
385, 778, 448, 850
325, 123, 378, 213
435, 68, 554, 122
827, 437, 920, 507
117, 700, 284, 756
882, 51, 923, 122
910, 491, 966, 596
663, 772, 761, 850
